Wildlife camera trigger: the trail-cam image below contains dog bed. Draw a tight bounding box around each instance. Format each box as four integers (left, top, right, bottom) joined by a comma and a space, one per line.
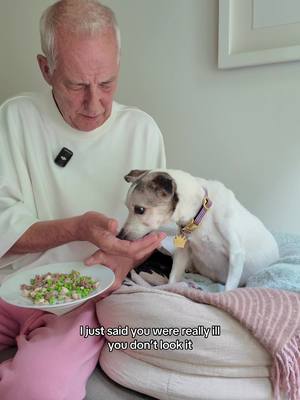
96, 233, 300, 400
97, 286, 273, 400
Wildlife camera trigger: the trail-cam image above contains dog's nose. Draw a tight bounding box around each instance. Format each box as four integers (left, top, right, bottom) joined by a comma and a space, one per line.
117, 228, 127, 240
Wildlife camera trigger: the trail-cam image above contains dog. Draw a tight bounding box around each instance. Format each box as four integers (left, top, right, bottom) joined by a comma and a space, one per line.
119, 169, 279, 291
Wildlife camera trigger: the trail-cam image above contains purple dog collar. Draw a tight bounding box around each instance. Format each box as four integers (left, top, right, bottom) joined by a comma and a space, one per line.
174, 188, 213, 248
193, 188, 213, 225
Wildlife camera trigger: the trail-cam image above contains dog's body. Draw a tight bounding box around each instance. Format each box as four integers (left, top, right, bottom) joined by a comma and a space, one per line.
120, 169, 279, 291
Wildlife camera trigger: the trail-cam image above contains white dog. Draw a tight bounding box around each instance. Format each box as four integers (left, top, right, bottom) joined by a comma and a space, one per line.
119, 169, 279, 291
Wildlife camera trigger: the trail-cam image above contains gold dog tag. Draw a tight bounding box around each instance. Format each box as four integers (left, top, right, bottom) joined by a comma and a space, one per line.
182, 219, 198, 233
174, 234, 187, 248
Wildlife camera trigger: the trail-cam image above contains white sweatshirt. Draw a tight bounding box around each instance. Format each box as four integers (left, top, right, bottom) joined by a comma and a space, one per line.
0, 91, 166, 279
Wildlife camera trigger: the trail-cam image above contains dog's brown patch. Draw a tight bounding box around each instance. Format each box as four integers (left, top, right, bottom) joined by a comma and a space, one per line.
133, 172, 179, 211
148, 174, 174, 197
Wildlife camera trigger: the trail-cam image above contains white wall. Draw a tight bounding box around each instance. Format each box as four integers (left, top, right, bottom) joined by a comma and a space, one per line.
1, 0, 300, 234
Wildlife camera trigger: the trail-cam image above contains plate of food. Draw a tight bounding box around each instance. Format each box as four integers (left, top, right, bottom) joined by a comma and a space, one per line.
0, 262, 115, 315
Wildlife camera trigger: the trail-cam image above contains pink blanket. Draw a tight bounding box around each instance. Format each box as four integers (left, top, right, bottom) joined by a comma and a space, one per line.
160, 285, 300, 400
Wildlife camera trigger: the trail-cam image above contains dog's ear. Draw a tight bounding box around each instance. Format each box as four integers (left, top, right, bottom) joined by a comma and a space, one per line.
149, 173, 178, 211
150, 173, 176, 198
124, 169, 149, 183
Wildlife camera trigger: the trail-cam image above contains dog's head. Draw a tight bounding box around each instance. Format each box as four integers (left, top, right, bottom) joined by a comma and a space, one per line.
119, 169, 178, 240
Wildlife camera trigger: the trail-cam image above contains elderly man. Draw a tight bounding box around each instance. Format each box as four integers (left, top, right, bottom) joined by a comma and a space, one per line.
0, 1, 166, 399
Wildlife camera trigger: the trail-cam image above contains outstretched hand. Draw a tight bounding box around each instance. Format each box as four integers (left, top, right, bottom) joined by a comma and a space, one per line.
81, 211, 166, 298
79, 211, 165, 260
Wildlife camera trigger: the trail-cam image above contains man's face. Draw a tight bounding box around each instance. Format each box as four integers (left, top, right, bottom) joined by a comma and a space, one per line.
45, 29, 119, 132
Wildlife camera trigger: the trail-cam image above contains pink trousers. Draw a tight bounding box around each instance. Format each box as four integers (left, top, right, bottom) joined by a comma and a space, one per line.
0, 298, 104, 400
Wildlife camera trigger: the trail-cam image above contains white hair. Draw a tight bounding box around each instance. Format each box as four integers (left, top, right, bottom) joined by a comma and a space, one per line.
40, 0, 121, 73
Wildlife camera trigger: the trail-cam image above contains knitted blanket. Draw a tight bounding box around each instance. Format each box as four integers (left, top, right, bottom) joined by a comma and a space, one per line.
128, 272, 300, 400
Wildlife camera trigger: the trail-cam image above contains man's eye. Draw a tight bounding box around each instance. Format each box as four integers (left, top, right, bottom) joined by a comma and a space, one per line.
69, 85, 84, 91
134, 206, 146, 215
99, 82, 112, 91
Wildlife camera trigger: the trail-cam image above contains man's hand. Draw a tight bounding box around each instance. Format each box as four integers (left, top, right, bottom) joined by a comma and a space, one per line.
78, 211, 165, 260
6, 210, 166, 278
84, 229, 166, 298
85, 254, 134, 298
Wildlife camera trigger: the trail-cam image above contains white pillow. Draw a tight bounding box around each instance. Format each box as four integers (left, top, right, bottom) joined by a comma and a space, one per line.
97, 285, 274, 400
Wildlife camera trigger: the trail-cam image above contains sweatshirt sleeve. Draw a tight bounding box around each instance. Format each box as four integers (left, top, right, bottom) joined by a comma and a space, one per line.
0, 100, 39, 264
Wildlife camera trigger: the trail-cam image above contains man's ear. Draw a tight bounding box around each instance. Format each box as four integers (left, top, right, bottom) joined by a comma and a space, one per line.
124, 169, 149, 183
37, 54, 52, 85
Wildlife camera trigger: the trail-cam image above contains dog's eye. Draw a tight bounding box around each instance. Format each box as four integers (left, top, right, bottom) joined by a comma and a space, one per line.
134, 206, 146, 215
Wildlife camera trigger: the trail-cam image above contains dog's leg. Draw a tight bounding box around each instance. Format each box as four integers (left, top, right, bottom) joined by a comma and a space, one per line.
217, 222, 245, 291
169, 246, 191, 284
225, 247, 245, 290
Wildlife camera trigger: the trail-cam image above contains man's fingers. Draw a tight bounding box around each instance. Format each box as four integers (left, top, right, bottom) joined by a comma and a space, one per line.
129, 232, 167, 260
85, 231, 166, 267
132, 241, 163, 261
100, 232, 166, 257
129, 238, 165, 265
84, 249, 105, 266
107, 218, 118, 235
135, 232, 167, 246
83, 212, 118, 235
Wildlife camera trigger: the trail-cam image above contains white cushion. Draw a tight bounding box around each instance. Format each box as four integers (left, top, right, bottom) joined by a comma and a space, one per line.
101, 350, 273, 400
97, 285, 274, 399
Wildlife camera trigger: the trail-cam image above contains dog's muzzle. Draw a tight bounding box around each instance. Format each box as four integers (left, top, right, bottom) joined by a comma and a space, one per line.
117, 228, 127, 240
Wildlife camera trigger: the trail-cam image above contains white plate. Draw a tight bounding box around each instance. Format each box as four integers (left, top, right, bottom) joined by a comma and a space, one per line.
0, 262, 115, 316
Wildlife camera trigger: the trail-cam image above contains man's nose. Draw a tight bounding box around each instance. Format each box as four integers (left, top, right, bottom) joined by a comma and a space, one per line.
84, 86, 104, 115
